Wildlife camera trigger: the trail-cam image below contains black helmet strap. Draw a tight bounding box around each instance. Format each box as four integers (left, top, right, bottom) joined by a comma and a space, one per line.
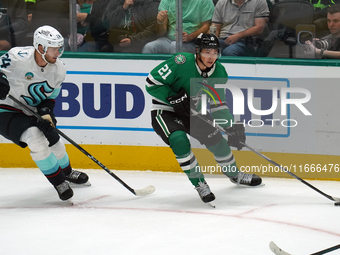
196, 51, 214, 76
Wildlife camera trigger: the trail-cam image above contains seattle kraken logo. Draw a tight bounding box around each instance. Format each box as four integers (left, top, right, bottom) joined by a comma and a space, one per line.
22, 81, 54, 106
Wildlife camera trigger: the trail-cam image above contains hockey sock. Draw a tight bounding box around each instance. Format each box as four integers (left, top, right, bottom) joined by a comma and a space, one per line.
177, 151, 204, 186
35, 153, 65, 186
207, 138, 239, 177
50, 140, 72, 175
57, 153, 72, 176
44, 167, 65, 186
169, 130, 191, 156
20, 127, 66, 186
169, 131, 205, 186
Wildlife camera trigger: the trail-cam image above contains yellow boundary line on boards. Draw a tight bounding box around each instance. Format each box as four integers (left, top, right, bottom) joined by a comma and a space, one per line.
0, 143, 339, 181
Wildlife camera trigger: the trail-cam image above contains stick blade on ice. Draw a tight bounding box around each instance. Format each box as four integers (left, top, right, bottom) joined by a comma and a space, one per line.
134, 185, 156, 196
270, 241, 292, 255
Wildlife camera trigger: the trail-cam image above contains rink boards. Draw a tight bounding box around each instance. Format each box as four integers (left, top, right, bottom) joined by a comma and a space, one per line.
0, 54, 339, 180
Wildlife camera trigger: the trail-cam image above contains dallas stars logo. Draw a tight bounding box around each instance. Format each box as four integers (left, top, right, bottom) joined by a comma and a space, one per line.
174, 54, 186, 65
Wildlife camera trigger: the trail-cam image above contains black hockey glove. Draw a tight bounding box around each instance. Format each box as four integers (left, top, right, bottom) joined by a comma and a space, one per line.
226, 122, 246, 151
0, 73, 9, 100
35, 107, 56, 134
167, 89, 190, 117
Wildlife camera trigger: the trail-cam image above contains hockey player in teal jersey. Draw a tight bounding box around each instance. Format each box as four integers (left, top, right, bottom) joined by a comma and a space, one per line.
146, 33, 262, 206
0, 26, 89, 202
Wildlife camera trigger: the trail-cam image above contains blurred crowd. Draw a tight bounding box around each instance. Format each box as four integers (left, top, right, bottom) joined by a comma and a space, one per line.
1, 0, 340, 59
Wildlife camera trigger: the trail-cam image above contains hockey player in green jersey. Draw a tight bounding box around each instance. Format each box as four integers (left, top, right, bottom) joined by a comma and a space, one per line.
146, 33, 262, 206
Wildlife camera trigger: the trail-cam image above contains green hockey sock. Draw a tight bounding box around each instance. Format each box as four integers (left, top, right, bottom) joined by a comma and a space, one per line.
168, 131, 205, 186
179, 156, 204, 186
207, 139, 239, 177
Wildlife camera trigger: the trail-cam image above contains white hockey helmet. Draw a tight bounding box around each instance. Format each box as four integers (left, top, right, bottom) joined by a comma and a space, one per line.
33, 25, 64, 58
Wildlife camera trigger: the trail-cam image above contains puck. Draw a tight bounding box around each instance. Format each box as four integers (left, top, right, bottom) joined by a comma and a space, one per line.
335, 202, 340, 206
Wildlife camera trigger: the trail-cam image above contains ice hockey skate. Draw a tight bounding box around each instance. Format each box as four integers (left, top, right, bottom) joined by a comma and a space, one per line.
65, 170, 91, 186
195, 181, 216, 208
229, 172, 262, 186
54, 181, 73, 201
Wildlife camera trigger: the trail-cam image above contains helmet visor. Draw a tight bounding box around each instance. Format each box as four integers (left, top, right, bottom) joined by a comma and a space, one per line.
46, 46, 64, 59
200, 48, 221, 59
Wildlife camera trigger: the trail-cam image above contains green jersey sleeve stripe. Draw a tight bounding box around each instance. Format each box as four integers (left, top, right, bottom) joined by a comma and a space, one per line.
147, 74, 164, 86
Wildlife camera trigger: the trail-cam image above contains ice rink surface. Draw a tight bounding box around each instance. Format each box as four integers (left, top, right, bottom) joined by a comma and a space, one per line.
0, 168, 339, 255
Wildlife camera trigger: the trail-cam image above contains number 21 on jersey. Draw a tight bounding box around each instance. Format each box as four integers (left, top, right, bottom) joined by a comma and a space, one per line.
158, 64, 172, 80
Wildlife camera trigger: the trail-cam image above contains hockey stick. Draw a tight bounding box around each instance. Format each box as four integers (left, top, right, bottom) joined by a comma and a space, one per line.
270, 241, 340, 255
190, 108, 340, 203
8, 94, 155, 196
310, 244, 340, 255
269, 241, 291, 255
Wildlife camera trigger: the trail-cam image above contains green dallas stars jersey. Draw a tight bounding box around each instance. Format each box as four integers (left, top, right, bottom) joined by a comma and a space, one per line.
145, 52, 234, 126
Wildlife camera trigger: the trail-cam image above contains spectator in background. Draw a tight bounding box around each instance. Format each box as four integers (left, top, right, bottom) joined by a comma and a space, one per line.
77, 0, 112, 52
310, 0, 340, 38
25, 0, 35, 25
68, 0, 97, 49
0, 0, 28, 50
305, 4, 340, 58
30, 0, 69, 42
102, 0, 159, 53
212, 0, 269, 56
76, 0, 96, 38
214, 0, 273, 9
142, 0, 215, 54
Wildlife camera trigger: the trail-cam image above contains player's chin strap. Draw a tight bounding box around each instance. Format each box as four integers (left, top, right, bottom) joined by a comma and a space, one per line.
37, 48, 49, 65
195, 53, 215, 73
41, 52, 48, 64
196, 53, 217, 77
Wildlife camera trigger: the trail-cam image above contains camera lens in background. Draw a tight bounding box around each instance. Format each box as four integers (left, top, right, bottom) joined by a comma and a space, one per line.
315, 39, 330, 50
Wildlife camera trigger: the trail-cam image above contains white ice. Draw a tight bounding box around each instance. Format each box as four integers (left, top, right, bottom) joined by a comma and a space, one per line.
0, 168, 339, 255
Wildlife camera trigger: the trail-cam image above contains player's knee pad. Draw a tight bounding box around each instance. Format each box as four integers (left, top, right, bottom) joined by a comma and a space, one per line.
168, 130, 190, 156
20, 127, 51, 161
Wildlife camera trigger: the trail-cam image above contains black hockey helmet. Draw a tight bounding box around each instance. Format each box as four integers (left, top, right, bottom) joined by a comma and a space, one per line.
195, 33, 221, 57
